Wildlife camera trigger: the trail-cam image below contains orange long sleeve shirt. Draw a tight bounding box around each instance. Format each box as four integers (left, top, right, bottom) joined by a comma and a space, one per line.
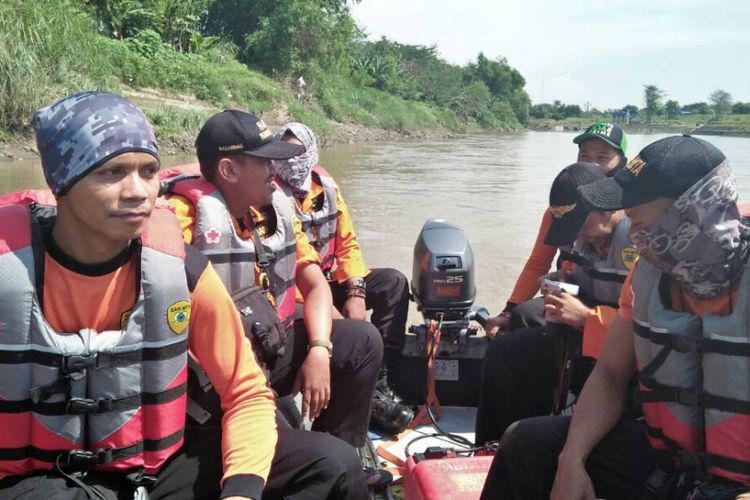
38, 241, 277, 497
506, 209, 558, 307
296, 175, 370, 283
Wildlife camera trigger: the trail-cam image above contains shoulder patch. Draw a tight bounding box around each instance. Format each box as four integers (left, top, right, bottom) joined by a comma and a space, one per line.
621, 247, 639, 271
167, 300, 191, 334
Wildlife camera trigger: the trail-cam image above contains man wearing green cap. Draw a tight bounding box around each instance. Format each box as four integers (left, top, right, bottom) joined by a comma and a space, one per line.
484, 122, 628, 334
481, 136, 750, 500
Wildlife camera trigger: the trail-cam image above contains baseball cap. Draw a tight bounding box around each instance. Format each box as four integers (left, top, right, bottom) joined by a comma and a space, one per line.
577, 135, 727, 211
573, 122, 627, 156
196, 110, 304, 161
33, 91, 158, 196
544, 162, 608, 246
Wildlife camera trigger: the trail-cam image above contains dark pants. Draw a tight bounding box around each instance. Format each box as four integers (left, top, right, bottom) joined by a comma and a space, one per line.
183, 419, 370, 500
475, 326, 556, 446
0, 422, 368, 500
270, 317, 383, 447
329, 268, 409, 362
480, 415, 655, 500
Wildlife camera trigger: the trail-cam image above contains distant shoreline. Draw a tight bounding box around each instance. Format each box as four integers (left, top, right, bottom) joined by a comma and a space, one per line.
528, 119, 750, 139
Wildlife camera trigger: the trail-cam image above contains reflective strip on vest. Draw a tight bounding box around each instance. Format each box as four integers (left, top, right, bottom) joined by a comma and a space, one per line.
631, 258, 750, 486
0, 204, 190, 476
279, 165, 338, 272
166, 176, 298, 326
567, 217, 635, 306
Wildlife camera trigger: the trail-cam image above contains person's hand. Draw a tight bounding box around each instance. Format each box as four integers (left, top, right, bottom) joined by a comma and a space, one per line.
551, 456, 596, 500
544, 292, 589, 329
292, 347, 331, 420
341, 296, 367, 320
484, 312, 512, 338
735, 492, 750, 499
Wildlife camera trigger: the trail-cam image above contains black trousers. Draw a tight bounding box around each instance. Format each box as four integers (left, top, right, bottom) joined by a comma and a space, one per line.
329, 268, 409, 361
0, 424, 369, 500
475, 326, 557, 446
269, 317, 383, 447
480, 415, 655, 500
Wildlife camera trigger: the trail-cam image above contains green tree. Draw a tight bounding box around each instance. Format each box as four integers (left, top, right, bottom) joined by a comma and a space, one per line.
709, 89, 732, 120
643, 84, 665, 123
665, 99, 680, 120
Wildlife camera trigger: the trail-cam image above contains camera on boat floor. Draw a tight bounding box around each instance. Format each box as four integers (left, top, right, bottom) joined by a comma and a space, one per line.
389, 218, 490, 407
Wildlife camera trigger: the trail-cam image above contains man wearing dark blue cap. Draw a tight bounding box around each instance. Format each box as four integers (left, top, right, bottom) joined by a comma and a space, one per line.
0, 91, 368, 500
481, 136, 750, 500
475, 162, 637, 447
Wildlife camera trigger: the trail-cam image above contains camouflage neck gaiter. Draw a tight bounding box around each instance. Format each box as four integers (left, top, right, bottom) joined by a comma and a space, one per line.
273, 122, 318, 197
630, 160, 750, 299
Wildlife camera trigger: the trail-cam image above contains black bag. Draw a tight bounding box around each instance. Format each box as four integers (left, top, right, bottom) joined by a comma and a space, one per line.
231, 285, 287, 371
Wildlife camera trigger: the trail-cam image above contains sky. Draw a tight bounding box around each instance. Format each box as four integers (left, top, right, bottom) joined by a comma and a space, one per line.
350, 0, 749, 110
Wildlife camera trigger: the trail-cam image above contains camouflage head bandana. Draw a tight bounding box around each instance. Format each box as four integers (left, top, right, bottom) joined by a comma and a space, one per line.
33, 91, 159, 196
630, 160, 750, 299
273, 122, 319, 197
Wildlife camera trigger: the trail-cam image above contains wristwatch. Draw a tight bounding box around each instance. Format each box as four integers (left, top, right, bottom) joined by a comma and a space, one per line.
308, 339, 333, 358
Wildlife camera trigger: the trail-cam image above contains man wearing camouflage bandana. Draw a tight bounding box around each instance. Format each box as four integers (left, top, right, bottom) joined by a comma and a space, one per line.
481, 136, 750, 500
0, 91, 281, 499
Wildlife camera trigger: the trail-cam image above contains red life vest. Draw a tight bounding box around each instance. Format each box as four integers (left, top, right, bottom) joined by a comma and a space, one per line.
278, 164, 338, 272
632, 258, 750, 486
161, 166, 298, 328
0, 199, 190, 477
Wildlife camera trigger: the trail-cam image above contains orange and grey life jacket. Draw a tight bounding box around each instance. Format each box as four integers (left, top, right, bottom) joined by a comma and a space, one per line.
631, 258, 750, 486
0, 202, 190, 477
560, 217, 636, 306
278, 165, 338, 272
163, 174, 298, 327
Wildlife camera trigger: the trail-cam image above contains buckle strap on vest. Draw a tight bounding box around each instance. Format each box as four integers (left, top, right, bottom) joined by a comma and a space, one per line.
0, 428, 184, 463
636, 325, 750, 357
299, 210, 337, 231
3, 382, 186, 415
0, 341, 187, 367
636, 383, 750, 414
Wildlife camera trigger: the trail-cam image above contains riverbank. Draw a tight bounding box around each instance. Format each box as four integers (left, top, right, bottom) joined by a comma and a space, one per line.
528, 116, 750, 138
0, 86, 465, 161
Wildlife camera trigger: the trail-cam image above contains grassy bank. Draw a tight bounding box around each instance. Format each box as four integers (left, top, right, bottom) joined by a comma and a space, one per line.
0, 0, 506, 155
529, 113, 750, 137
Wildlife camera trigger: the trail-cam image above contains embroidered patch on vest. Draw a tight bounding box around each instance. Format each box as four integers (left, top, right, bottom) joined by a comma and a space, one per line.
621, 247, 639, 271
204, 227, 222, 244
167, 300, 191, 335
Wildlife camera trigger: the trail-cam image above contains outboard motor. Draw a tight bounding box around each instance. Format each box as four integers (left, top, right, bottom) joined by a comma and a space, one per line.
412, 219, 476, 322
389, 219, 489, 407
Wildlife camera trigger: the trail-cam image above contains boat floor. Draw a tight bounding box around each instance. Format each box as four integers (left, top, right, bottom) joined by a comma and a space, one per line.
368, 406, 478, 499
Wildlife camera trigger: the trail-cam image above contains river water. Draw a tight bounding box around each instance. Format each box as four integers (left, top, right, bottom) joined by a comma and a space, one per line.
2, 131, 749, 316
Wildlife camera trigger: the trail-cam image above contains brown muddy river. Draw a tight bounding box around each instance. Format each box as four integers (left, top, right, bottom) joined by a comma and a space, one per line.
2, 131, 749, 317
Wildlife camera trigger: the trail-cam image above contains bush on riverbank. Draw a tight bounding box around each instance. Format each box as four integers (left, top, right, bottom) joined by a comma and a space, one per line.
1, 0, 524, 149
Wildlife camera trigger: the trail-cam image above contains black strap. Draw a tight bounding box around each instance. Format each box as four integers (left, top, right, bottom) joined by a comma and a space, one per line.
299, 210, 338, 232
1, 382, 186, 415
320, 252, 335, 268
0, 428, 184, 463
636, 384, 750, 415
644, 423, 750, 477
558, 250, 627, 284
311, 231, 335, 251
159, 173, 200, 196
0, 341, 187, 367
634, 322, 750, 357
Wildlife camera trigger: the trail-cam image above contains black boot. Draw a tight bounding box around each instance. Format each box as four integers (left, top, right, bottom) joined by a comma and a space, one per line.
370, 374, 414, 435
